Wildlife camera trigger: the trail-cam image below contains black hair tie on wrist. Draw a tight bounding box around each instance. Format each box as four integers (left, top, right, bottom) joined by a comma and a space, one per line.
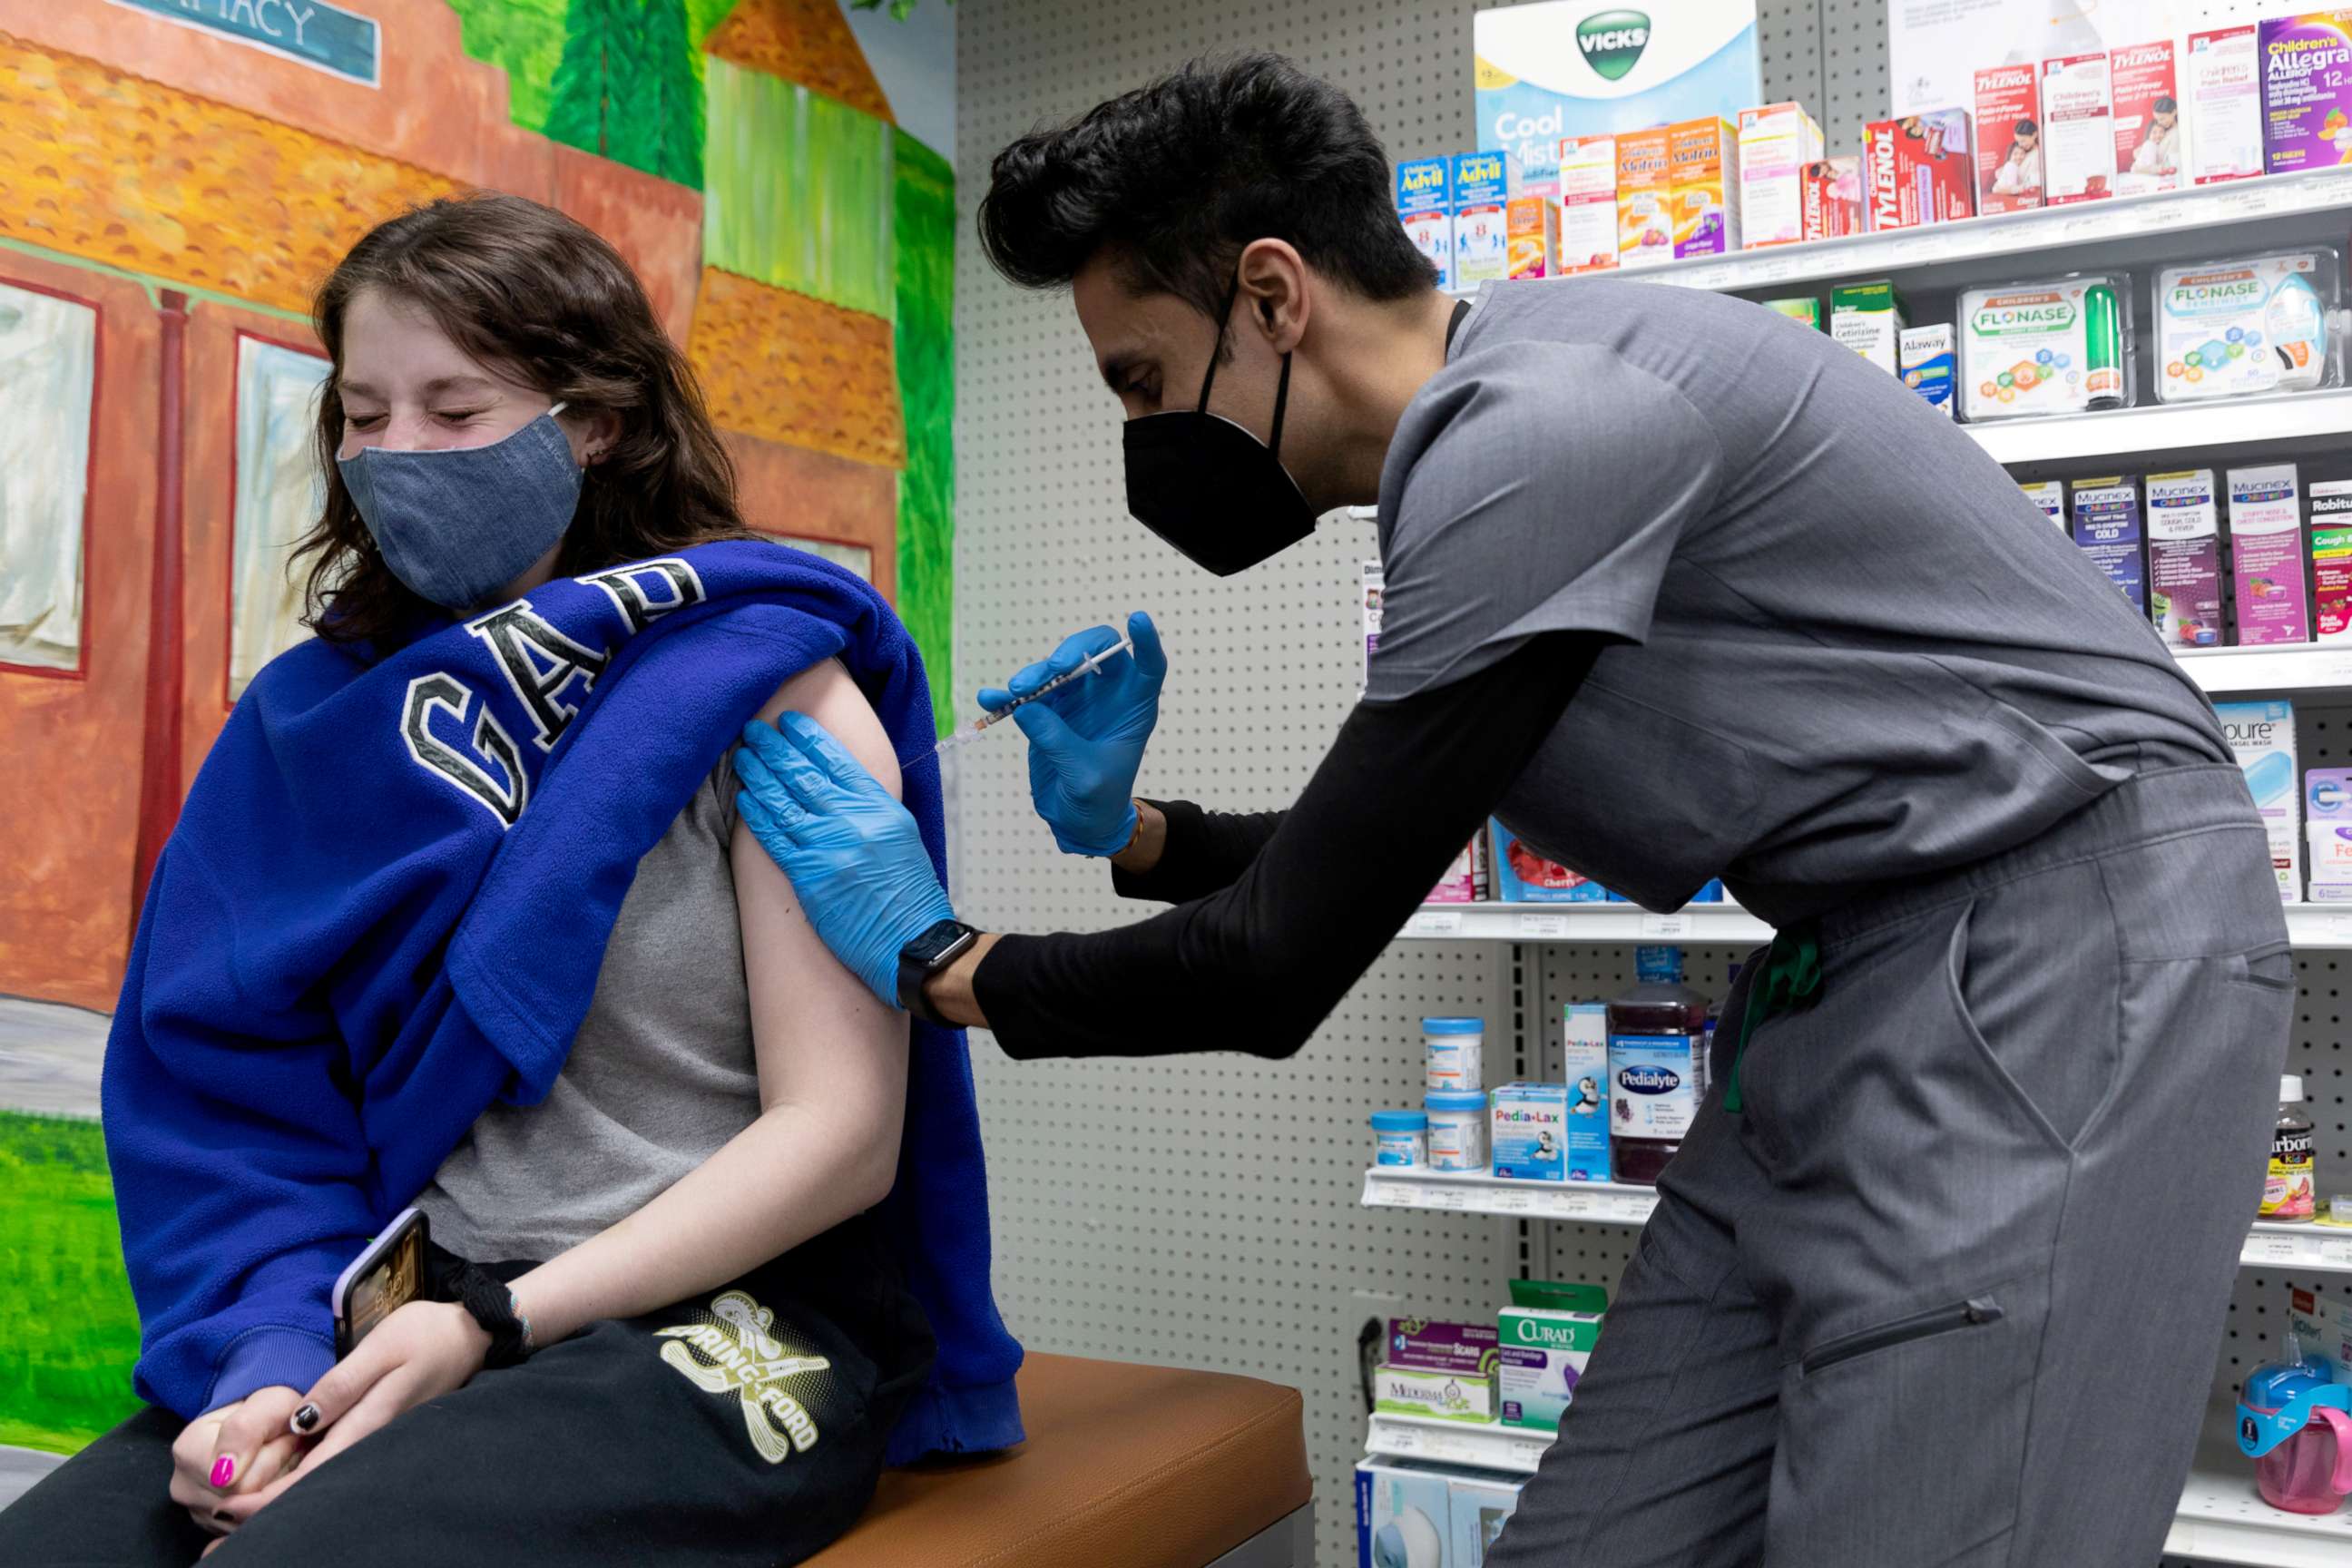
450, 1261, 533, 1369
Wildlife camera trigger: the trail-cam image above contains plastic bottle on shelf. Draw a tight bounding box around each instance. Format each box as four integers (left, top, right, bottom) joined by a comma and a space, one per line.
2262, 1075, 2318, 1223
1607, 946, 1710, 1186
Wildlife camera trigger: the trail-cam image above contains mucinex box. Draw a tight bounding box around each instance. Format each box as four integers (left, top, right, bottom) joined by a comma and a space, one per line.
1396, 159, 1452, 291
2022, 479, 2067, 530
2041, 52, 2115, 202
2188, 26, 2263, 183
2111, 40, 2183, 196
1862, 110, 1973, 230
1738, 102, 1822, 249
1554, 134, 1617, 274
2145, 470, 2223, 650
2069, 475, 2146, 616
1669, 116, 1740, 258
2229, 465, 2311, 647
2217, 701, 2300, 901
1452, 151, 1510, 288
1973, 64, 2043, 214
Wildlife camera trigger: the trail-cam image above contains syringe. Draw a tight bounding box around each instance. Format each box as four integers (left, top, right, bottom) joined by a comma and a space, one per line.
936, 632, 1134, 753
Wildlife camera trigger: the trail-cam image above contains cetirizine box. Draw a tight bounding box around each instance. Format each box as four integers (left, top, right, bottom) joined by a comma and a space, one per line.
1562, 1003, 1611, 1182
2111, 40, 2183, 196
1669, 116, 1740, 257
2041, 52, 2116, 202
1554, 134, 1618, 274
1831, 279, 1906, 375
1396, 159, 1452, 291
2217, 700, 2301, 901
1973, 65, 2043, 213
1737, 103, 1822, 249
1616, 128, 1675, 270
1452, 152, 1510, 288
1900, 324, 1955, 416
1375, 1362, 1497, 1423
2229, 465, 2311, 646
2070, 476, 2146, 615
2188, 26, 2263, 183
2145, 470, 2223, 649
1492, 1083, 1568, 1182
2306, 769, 2352, 901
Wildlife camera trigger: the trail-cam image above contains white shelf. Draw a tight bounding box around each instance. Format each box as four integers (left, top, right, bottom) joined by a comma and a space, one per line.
1397, 902, 1773, 945
2286, 905, 2352, 949
2166, 1396, 2352, 1566
1361, 1167, 1660, 1225
1963, 390, 2352, 468
1365, 1169, 2352, 1274
1365, 1411, 1547, 1475
2178, 644, 2352, 696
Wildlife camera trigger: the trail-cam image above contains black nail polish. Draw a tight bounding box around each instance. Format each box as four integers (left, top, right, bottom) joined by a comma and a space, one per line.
290, 1403, 319, 1434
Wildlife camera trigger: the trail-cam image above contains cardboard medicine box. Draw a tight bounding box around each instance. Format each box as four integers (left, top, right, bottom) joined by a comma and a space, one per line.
1375, 1362, 1498, 1423
1863, 110, 1973, 230
1386, 1318, 1501, 1377
1554, 134, 1618, 274
1831, 279, 1906, 375
1973, 65, 2044, 214
1498, 1282, 1605, 1433
1507, 194, 1557, 279
2111, 40, 2183, 195
2306, 768, 2352, 900
1396, 158, 1452, 291
1668, 116, 1740, 258
2216, 699, 2302, 902
1452, 151, 1510, 288
1561, 1003, 1611, 1182
1616, 128, 1674, 270
1738, 103, 1822, 249
2259, 13, 2352, 175
1803, 154, 1862, 240
2041, 53, 2116, 202
2069, 475, 2147, 616
2188, 26, 2264, 183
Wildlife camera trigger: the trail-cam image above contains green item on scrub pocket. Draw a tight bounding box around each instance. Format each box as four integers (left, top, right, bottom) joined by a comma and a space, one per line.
1722, 922, 1822, 1114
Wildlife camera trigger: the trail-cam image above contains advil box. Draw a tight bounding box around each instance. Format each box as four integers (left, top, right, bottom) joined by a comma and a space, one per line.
1973, 65, 2043, 214
2260, 13, 2352, 174
1396, 159, 1452, 291
2112, 41, 2183, 195
1863, 111, 1974, 230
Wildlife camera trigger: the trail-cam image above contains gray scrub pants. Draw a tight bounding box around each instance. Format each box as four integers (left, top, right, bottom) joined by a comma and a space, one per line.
1486, 764, 2294, 1568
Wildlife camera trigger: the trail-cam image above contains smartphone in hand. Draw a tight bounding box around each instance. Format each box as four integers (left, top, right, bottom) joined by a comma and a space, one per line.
332, 1208, 427, 1357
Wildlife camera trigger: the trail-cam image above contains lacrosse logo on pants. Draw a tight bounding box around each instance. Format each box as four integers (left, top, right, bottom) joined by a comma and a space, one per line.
657, 1289, 838, 1463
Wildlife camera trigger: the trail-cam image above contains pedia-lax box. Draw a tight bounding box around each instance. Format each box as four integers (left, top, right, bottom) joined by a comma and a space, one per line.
1492, 1083, 1570, 1182
1900, 324, 1955, 416
2146, 470, 2223, 649
2041, 52, 2115, 202
1554, 134, 1618, 274
1498, 1280, 1605, 1433
2217, 700, 2302, 901
2307, 769, 2352, 901
2188, 26, 2264, 183
2259, 14, 2352, 175
2069, 476, 2147, 615
2229, 465, 2312, 646
1563, 1002, 1611, 1181
1449, 1473, 1528, 1568
1973, 65, 2043, 214
1452, 152, 1510, 289
1357, 1460, 1455, 1568
1862, 110, 1973, 230
1831, 279, 1906, 374
2111, 40, 2183, 196
1396, 159, 1452, 292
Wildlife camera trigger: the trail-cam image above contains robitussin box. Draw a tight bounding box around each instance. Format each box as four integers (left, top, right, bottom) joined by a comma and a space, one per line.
2041, 52, 2116, 202
1863, 111, 1973, 230
2111, 40, 2183, 195
1973, 65, 2043, 214
2259, 13, 2352, 174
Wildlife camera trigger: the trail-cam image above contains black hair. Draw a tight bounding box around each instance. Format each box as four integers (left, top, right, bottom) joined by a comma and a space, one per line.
2154, 95, 2178, 114
977, 53, 1436, 329
2014, 118, 2039, 137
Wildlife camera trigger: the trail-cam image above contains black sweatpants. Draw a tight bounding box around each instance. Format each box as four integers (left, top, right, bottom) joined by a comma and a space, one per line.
2, 1217, 935, 1567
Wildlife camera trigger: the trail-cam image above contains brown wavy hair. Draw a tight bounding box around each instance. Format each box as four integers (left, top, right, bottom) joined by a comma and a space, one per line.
295, 192, 753, 643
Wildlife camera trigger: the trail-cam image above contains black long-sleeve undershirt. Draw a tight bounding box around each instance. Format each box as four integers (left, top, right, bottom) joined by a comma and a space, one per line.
972, 632, 1602, 1061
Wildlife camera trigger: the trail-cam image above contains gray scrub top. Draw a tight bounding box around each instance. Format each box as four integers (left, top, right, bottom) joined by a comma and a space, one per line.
1366, 279, 2229, 928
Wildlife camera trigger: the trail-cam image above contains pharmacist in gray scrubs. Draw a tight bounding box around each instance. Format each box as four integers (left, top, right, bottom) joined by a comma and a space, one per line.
736, 54, 2292, 1567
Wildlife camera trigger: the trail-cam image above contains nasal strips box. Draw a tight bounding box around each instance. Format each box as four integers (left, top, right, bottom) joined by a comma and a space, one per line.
2217, 701, 2301, 902
1497, 1284, 1605, 1432
1492, 818, 1610, 901
1387, 1317, 1502, 1377
1669, 116, 1740, 258
2068, 475, 2147, 616
1831, 279, 1906, 375
2022, 479, 2067, 530
1492, 1083, 1570, 1182
2188, 26, 2264, 183
2041, 52, 2116, 202
2259, 14, 2352, 175
2306, 769, 2352, 900
1507, 194, 1557, 279
1617, 128, 1675, 270
1900, 324, 1955, 416
1374, 1362, 1498, 1423
1453, 151, 1511, 288
1554, 135, 1618, 274
1357, 1460, 1455, 1568
1803, 154, 1862, 240
2112, 40, 2183, 196
1562, 1003, 1611, 1182
1973, 65, 2043, 214
1449, 1473, 1529, 1568
1738, 102, 1824, 249
1862, 110, 1974, 230
1396, 159, 1453, 291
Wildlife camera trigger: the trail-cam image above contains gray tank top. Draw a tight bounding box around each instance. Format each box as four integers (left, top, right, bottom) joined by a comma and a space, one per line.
415, 755, 759, 1262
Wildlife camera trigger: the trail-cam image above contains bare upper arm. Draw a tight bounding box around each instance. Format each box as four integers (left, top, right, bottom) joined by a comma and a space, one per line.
729, 661, 908, 1150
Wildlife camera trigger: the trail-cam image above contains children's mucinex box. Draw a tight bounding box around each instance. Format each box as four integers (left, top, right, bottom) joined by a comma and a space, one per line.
1973, 65, 2043, 215
2260, 13, 2352, 174
2041, 53, 2115, 203
1396, 159, 1452, 291
1863, 110, 1973, 230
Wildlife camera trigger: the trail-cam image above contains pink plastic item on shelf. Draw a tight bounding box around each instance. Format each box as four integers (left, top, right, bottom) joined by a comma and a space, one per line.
2256, 1404, 2352, 1514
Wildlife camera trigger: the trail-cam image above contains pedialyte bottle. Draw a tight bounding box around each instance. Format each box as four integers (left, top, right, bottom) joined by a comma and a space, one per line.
2264, 1074, 2317, 1222
1608, 946, 1710, 1185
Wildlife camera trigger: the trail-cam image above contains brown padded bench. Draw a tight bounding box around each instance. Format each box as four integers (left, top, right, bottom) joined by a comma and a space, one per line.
808, 1353, 1315, 1568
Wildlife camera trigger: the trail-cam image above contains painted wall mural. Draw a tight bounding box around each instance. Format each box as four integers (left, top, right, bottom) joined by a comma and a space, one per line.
0, 0, 956, 1456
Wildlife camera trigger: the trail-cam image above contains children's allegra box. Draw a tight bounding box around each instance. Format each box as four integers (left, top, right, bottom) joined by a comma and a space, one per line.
1862, 111, 1973, 230
2112, 41, 2183, 195
1616, 129, 1674, 270
2261, 13, 2352, 173
1396, 158, 1452, 291
2041, 53, 2115, 202
1554, 134, 1617, 274
1452, 151, 1510, 288
1669, 116, 1740, 258
2189, 26, 2264, 182
1973, 65, 2043, 214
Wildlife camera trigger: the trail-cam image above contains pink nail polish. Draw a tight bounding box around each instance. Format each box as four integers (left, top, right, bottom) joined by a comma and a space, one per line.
210, 1455, 236, 1488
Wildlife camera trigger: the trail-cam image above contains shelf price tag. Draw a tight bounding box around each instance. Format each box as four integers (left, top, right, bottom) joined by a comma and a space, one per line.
2319, 914, 2352, 947
1518, 913, 1570, 939
1544, 1190, 1599, 1219
1487, 1189, 1533, 1214
1407, 910, 1464, 937
2244, 1232, 2306, 1267
1422, 1186, 1468, 1210
2323, 1237, 2352, 1270
1639, 912, 1689, 938
1382, 1426, 1421, 1455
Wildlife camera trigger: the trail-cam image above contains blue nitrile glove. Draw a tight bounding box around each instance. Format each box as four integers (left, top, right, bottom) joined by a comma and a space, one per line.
734, 712, 956, 1012
976, 611, 1166, 857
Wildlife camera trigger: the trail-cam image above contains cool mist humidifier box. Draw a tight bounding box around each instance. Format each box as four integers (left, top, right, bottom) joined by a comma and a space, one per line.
1553, 135, 1618, 274
1387, 1318, 1502, 1377
1396, 160, 1452, 293
1831, 280, 1906, 375
2217, 700, 2301, 901
2228, 465, 2311, 646
2155, 251, 2337, 404
1738, 103, 1823, 248
1492, 819, 1609, 901
2259, 14, 2352, 174
2311, 478, 2352, 643
1492, 1083, 1570, 1181
1862, 109, 1973, 230
2188, 26, 2264, 184
2145, 470, 2224, 650
2022, 479, 2067, 531
2111, 40, 2183, 195
1375, 1363, 1498, 1424
1669, 116, 1740, 258
1452, 152, 1510, 289
1498, 1281, 1605, 1432
2306, 769, 2352, 900
2069, 477, 2146, 615
1973, 65, 2044, 214
1616, 129, 1675, 270
2040, 52, 2115, 202
1357, 1460, 1455, 1568
1448, 1474, 1529, 1568
1562, 1003, 1611, 1182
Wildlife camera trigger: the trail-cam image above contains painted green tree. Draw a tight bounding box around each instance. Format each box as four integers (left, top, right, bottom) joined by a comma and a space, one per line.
544, 0, 705, 187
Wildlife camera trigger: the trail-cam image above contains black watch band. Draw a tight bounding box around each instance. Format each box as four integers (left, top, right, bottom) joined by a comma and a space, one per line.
897, 919, 980, 1024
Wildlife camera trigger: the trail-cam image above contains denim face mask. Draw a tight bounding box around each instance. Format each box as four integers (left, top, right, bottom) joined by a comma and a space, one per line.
337, 401, 585, 611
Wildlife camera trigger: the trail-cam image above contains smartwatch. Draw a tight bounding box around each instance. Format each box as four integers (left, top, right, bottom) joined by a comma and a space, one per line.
897, 918, 980, 1024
